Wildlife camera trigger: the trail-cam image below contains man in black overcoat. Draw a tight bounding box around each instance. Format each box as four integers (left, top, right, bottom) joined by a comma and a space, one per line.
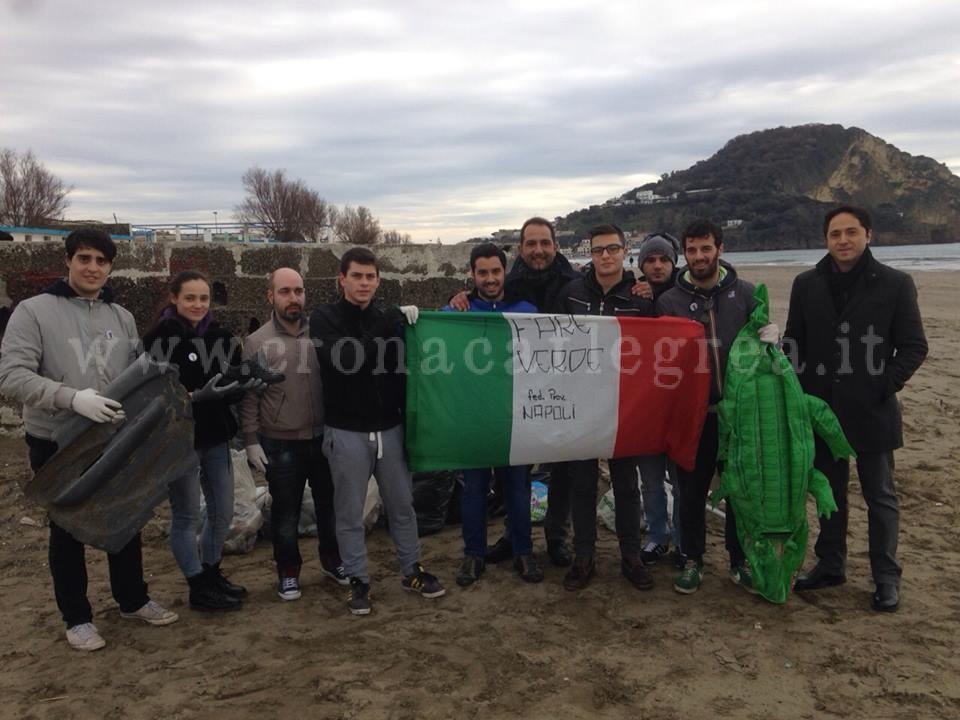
784, 205, 928, 612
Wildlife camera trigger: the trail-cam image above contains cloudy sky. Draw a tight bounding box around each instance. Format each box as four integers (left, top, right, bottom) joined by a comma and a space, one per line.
2, 0, 958, 242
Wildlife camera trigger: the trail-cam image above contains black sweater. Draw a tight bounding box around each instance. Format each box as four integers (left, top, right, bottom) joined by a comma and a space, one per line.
142, 315, 241, 449
309, 298, 405, 432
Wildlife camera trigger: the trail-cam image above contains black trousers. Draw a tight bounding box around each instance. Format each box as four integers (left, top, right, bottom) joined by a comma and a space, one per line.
26, 435, 149, 628
261, 435, 339, 575
675, 414, 744, 566
812, 439, 900, 585
563, 457, 644, 560
543, 462, 571, 543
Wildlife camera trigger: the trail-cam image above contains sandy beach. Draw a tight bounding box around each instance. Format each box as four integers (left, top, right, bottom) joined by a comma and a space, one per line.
0, 264, 957, 720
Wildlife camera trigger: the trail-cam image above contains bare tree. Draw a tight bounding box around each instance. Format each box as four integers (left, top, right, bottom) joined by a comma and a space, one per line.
334, 205, 381, 245
235, 167, 331, 242
381, 229, 412, 245
0, 148, 71, 226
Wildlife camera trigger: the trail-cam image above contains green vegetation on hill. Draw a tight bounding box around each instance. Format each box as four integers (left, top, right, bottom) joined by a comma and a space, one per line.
556, 124, 960, 250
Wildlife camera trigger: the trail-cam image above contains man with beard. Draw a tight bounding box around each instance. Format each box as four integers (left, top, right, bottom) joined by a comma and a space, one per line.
240, 267, 346, 601
656, 219, 778, 594
785, 205, 927, 612
444, 243, 543, 585
633, 232, 684, 566
450, 217, 579, 567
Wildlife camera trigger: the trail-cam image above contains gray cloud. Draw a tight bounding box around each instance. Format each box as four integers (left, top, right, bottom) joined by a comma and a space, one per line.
2, 0, 958, 240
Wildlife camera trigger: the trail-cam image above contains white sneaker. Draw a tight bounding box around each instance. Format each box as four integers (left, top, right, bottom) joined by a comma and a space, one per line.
277, 575, 302, 601
120, 600, 179, 626
66, 622, 106, 652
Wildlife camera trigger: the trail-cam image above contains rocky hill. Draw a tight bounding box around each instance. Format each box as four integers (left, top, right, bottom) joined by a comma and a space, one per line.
558, 124, 960, 250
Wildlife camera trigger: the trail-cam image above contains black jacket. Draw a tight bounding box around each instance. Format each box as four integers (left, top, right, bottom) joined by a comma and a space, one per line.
655, 261, 755, 403
309, 298, 405, 432
142, 315, 242, 449
558, 270, 655, 318
504, 252, 580, 312
644, 266, 679, 300
784, 249, 927, 452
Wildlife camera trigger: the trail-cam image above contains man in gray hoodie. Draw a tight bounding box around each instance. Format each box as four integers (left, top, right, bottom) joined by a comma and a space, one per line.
0, 229, 178, 652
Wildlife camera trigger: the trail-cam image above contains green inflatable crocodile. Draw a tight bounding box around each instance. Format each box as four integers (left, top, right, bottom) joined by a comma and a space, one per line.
714, 284, 854, 604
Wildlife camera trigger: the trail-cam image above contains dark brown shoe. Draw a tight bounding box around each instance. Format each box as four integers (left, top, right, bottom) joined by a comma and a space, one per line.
621, 556, 654, 591
513, 554, 544, 583
562, 556, 595, 591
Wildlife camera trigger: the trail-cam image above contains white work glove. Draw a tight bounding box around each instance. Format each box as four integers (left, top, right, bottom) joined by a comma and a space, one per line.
398, 305, 419, 325
245, 443, 268, 474
758, 323, 780, 344
71, 388, 123, 423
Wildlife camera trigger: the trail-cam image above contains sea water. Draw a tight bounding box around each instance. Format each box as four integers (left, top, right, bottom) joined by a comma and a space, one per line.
572, 243, 960, 272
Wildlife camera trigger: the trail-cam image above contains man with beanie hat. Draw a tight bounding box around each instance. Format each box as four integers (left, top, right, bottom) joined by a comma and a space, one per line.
633, 231, 683, 566
635, 232, 680, 301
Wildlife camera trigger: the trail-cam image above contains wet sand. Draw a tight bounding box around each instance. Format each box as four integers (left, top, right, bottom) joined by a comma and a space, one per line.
0, 265, 957, 720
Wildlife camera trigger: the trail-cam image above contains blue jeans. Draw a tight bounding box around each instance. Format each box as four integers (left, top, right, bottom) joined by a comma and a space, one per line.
168, 443, 233, 578
261, 435, 339, 576
637, 453, 681, 548
462, 466, 532, 558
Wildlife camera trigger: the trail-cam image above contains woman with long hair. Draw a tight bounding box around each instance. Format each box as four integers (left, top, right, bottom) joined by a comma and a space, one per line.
143, 270, 257, 611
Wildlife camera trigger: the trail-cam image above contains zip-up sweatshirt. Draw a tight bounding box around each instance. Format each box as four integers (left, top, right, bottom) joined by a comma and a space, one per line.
309, 298, 405, 432
558, 269, 656, 318
442, 293, 539, 313
0, 278, 138, 440
655, 261, 755, 403
240, 313, 324, 445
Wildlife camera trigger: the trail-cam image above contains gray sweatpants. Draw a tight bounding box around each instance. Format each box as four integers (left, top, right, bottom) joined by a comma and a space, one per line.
322, 424, 421, 583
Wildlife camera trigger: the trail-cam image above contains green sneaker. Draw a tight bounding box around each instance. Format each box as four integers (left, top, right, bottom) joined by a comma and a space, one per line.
674, 562, 704, 594
729, 562, 758, 595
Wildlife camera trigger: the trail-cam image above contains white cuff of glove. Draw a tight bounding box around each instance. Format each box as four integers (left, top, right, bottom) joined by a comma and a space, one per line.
245, 443, 269, 474
70, 388, 123, 423
399, 305, 419, 325
758, 323, 780, 344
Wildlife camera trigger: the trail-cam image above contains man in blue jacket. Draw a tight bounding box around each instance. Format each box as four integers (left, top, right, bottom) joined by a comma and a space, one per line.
449, 218, 579, 567
443, 243, 543, 586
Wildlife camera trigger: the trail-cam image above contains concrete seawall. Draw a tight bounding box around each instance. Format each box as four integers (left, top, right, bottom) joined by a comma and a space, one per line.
0, 240, 485, 429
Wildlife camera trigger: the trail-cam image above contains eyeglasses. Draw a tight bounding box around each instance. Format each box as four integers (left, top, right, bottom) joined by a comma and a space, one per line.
590, 244, 625, 256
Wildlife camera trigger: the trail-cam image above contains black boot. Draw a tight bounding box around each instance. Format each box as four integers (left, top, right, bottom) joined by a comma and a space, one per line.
547, 539, 572, 567
205, 562, 247, 598
188, 569, 243, 611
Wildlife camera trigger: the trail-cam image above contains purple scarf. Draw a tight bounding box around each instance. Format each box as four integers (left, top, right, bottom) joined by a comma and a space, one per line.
162, 305, 214, 336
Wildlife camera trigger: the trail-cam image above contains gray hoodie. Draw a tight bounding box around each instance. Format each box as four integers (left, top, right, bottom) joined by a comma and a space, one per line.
0, 279, 138, 440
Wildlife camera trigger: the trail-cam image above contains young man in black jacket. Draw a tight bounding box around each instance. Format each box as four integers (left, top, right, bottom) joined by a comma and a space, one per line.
310, 247, 445, 615
785, 205, 927, 612
656, 219, 778, 595
555, 224, 656, 591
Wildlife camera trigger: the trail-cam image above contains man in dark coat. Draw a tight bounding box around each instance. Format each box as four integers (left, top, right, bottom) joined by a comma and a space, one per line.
784, 205, 928, 612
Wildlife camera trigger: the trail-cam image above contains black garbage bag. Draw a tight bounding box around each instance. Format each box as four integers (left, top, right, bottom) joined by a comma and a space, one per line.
26, 354, 196, 553
411, 470, 462, 536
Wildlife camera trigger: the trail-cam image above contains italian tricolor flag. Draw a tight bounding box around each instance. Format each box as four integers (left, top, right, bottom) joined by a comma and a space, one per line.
405, 311, 710, 472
